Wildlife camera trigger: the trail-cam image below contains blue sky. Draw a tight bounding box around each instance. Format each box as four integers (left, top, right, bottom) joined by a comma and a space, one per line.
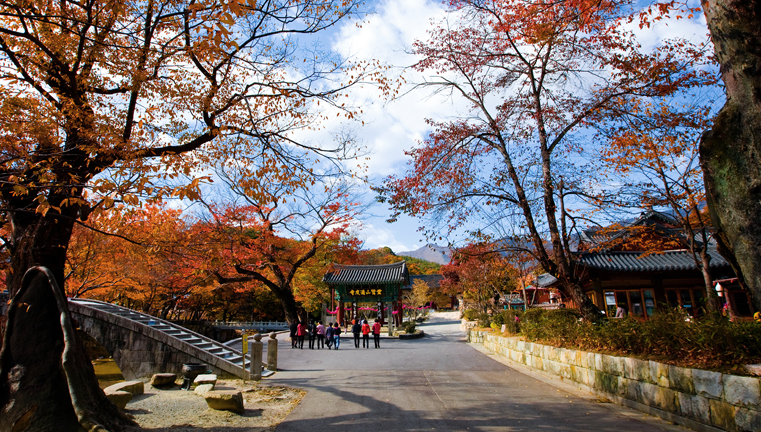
306, 0, 714, 253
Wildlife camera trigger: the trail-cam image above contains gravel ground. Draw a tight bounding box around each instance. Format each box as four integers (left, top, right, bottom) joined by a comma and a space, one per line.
123, 380, 305, 432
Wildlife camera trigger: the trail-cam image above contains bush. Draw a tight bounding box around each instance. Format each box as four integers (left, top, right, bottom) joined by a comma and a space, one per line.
401, 321, 416, 334
462, 309, 479, 321
517, 307, 761, 370
476, 312, 491, 328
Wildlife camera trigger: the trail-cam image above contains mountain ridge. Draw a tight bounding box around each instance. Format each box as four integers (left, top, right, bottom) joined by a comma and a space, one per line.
398, 244, 451, 265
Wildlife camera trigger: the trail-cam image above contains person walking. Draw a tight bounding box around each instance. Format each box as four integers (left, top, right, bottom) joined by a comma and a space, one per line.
372, 319, 381, 348
351, 319, 361, 348
361, 319, 371, 349
307, 320, 317, 349
290, 320, 298, 349
332, 322, 342, 349
316, 321, 325, 349
296, 320, 305, 349
325, 323, 334, 349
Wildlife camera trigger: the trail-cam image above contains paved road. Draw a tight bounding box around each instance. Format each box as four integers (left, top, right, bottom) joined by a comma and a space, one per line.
266, 312, 691, 432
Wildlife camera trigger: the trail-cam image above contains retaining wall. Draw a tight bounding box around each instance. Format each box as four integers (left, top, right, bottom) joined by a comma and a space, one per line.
471, 330, 761, 432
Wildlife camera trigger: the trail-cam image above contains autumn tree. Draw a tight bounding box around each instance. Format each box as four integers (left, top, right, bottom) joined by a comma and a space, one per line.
440, 242, 517, 313
376, 0, 712, 320
699, 0, 761, 312
0, 0, 376, 429
403, 279, 432, 319
600, 97, 725, 312
200, 170, 362, 324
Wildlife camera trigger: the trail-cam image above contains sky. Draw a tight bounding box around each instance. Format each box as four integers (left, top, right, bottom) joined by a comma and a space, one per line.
278, 0, 713, 253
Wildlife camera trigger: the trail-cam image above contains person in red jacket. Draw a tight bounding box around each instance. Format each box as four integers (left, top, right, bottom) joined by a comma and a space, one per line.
372, 319, 382, 348
361, 319, 371, 349
296, 320, 305, 349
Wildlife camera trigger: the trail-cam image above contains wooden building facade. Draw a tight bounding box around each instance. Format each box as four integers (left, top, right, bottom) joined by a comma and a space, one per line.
536, 211, 754, 319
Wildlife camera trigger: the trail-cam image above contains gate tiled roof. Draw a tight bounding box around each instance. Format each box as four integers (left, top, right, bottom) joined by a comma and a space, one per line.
323, 261, 410, 285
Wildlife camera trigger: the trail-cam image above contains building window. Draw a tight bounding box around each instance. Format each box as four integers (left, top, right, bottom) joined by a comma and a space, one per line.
605, 289, 656, 318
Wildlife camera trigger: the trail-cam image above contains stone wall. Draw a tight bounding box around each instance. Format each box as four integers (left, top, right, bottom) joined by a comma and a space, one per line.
473, 330, 761, 432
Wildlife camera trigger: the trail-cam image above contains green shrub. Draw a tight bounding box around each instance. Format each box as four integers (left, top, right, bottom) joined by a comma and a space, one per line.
476, 312, 491, 328
517, 307, 761, 369
462, 309, 479, 321
401, 321, 416, 334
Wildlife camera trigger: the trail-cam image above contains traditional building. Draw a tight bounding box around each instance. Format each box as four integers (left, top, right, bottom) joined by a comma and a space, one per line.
537, 211, 754, 318
322, 261, 410, 327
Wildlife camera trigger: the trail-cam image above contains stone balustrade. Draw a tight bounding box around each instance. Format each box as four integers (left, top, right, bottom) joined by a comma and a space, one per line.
471, 330, 761, 432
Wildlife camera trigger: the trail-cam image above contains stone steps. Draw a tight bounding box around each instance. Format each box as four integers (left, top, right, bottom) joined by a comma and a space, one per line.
70, 298, 250, 379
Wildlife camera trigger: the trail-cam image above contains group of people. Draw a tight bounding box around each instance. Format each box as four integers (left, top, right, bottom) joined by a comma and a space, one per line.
290, 320, 343, 349
289, 318, 384, 350
351, 318, 382, 348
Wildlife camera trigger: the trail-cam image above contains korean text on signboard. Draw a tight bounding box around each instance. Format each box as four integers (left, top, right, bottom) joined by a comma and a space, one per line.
348, 288, 384, 296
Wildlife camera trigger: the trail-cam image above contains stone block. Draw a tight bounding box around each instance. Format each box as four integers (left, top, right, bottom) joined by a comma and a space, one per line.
639, 382, 659, 407
735, 407, 761, 432
693, 395, 712, 425
668, 366, 694, 394
710, 399, 738, 431
745, 364, 761, 377
594, 353, 603, 371
194, 383, 215, 395
104, 380, 145, 396
655, 387, 678, 413
678, 391, 694, 419
204, 390, 244, 414
598, 371, 618, 394
542, 345, 552, 360
194, 374, 218, 387
558, 362, 572, 380
602, 355, 624, 377
105, 390, 132, 410
516, 340, 525, 351
693, 369, 723, 399
587, 368, 596, 388
533, 356, 543, 370
724, 375, 761, 407
578, 351, 587, 368
624, 358, 652, 383
649, 361, 669, 387
150, 373, 177, 387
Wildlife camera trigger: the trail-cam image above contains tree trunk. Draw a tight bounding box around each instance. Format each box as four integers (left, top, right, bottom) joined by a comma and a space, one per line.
0, 214, 135, 431
700, 0, 761, 312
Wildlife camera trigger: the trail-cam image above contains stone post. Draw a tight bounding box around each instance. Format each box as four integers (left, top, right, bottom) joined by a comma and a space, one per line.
250, 333, 263, 381
267, 332, 278, 371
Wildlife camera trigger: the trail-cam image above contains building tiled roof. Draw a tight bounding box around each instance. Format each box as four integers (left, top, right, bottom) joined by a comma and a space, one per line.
536, 273, 559, 288
577, 249, 729, 272
323, 261, 410, 285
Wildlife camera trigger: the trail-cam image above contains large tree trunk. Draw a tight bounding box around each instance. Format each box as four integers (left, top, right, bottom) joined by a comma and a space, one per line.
700, 0, 761, 312
0, 214, 136, 431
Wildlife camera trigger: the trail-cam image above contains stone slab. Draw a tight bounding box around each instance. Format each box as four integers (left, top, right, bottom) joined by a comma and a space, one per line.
204, 390, 244, 414
195, 383, 215, 395
745, 364, 761, 377
724, 374, 761, 407
194, 374, 218, 386
104, 380, 145, 396
104, 389, 132, 410
150, 373, 177, 387
693, 369, 723, 399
